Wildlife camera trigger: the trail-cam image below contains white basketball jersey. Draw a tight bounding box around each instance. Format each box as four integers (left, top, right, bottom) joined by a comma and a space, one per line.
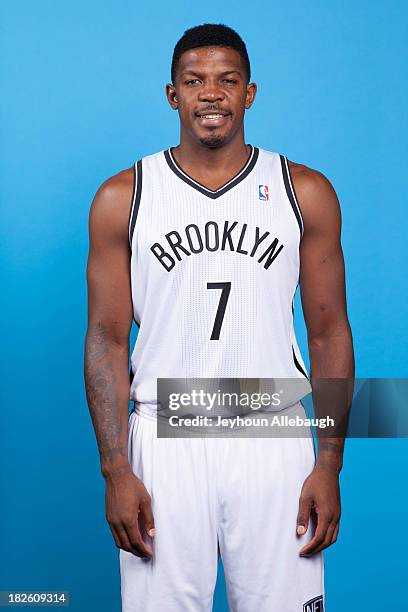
128, 145, 311, 410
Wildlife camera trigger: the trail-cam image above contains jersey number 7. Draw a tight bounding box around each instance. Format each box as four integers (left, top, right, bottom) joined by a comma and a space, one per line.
207, 282, 231, 341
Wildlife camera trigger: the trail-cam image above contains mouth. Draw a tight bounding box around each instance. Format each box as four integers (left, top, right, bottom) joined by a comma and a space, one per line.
195, 110, 231, 127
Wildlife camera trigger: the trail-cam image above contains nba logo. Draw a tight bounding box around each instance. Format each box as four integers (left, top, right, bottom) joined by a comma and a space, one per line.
258, 184, 269, 201
303, 596, 324, 612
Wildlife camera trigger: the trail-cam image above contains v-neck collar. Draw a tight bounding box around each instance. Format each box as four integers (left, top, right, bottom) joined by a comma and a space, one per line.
163, 145, 259, 200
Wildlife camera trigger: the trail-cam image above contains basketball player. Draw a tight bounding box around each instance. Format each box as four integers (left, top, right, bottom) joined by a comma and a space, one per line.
85, 24, 354, 611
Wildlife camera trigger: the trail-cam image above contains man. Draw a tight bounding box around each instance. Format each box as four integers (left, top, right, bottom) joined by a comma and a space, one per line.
85, 23, 354, 611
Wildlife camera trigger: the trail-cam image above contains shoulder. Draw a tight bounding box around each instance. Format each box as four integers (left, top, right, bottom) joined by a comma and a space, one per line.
89, 167, 135, 240
287, 159, 341, 232
92, 167, 134, 215
288, 159, 337, 204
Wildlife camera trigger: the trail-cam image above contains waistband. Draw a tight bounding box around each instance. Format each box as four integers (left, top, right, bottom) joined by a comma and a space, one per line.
131, 400, 307, 422
133, 402, 159, 420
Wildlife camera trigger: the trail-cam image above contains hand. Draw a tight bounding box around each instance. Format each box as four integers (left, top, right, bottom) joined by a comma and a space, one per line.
105, 466, 155, 559
296, 465, 341, 556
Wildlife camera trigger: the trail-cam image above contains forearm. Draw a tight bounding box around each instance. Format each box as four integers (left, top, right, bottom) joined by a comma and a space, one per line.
308, 329, 355, 474
84, 320, 131, 478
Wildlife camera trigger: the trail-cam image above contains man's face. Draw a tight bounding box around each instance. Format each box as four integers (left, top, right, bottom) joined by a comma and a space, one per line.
167, 46, 257, 148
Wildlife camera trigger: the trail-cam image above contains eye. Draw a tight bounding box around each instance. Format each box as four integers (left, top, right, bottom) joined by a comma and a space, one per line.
185, 79, 201, 85
223, 79, 238, 84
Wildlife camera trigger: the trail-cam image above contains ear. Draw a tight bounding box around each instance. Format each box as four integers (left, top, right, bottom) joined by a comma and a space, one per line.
166, 83, 178, 109
245, 82, 257, 109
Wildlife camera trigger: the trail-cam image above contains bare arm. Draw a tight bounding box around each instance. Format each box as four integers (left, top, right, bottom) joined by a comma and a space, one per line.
297, 163, 354, 465
290, 162, 355, 555
84, 169, 154, 558
85, 171, 133, 475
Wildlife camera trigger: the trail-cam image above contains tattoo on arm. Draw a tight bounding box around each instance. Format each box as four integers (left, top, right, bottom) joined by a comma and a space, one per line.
319, 440, 344, 454
84, 321, 127, 464
317, 439, 344, 474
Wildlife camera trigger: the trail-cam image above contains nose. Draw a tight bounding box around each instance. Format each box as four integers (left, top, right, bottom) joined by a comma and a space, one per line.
198, 79, 225, 103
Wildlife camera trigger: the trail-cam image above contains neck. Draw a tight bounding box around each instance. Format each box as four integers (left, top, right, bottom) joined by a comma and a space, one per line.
174, 129, 249, 174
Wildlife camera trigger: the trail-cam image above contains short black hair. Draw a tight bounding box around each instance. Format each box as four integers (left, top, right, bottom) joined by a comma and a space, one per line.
171, 23, 251, 84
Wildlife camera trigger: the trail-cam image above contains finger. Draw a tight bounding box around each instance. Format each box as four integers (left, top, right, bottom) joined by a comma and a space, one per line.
299, 512, 332, 556
108, 522, 123, 550
139, 497, 155, 538
119, 525, 152, 558
124, 519, 154, 558
331, 523, 339, 544
115, 527, 140, 555
312, 520, 337, 554
296, 495, 313, 536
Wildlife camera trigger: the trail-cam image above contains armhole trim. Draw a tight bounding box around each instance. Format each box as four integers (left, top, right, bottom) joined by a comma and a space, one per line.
279, 154, 304, 239
291, 283, 310, 381
128, 159, 143, 249
292, 345, 309, 379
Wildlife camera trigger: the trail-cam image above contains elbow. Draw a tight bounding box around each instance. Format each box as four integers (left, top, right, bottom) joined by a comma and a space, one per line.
308, 321, 353, 350
85, 320, 129, 354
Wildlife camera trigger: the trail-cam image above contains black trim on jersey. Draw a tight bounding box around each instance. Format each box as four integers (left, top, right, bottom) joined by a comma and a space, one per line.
128, 163, 136, 241
128, 162, 142, 327
291, 282, 310, 380
292, 345, 309, 379
164, 145, 259, 199
129, 159, 143, 248
279, 154, 304, 238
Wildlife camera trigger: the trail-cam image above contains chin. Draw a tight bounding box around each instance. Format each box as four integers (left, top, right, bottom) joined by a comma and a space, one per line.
198, 134, 227, 148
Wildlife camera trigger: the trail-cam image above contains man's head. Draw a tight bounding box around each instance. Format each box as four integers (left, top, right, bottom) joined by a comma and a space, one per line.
166, 24, 257, 148
171, 24, 251, 85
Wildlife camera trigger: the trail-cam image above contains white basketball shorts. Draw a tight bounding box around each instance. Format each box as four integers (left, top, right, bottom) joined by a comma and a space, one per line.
120, 402, 324, 611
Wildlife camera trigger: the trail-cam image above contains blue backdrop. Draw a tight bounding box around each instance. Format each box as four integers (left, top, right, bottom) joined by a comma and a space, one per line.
1, 1, 407, 610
